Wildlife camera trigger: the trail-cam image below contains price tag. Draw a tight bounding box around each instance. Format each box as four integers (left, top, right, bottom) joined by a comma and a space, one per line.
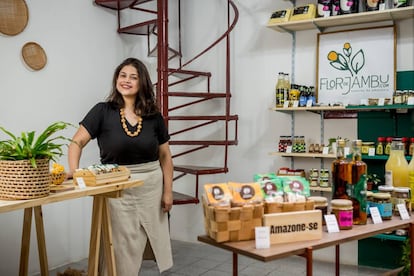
397, 204, 410, 220
283, 101, 290, 108
368, 148, 375, 156
322, 146, 329, 155
306, 99, 313, 107
324, 214, 340, 233
292, 100, 299, 108
286, 146, 292, 153
378, 98, 385, 106
76, 177, 87, 189
255, 226, 270, 249
369, 207, 383, 224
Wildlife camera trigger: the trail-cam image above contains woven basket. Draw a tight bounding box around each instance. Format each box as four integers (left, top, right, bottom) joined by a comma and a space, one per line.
0, 0, 29, 36
22, 42, 47, 71
0, 159, 50, 200
50, 172, 66, 185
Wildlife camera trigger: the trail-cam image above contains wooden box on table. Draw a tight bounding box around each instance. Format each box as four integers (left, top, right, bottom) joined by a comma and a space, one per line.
202, 197, 263, 243
73, 166, 130, 187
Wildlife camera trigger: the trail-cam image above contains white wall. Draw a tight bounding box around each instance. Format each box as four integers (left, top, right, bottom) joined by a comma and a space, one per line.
0, 1, 126, 274
0, 0, 412, 274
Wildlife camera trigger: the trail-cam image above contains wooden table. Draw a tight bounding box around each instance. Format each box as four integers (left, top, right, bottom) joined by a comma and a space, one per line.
198, 216, 414, 276
0, 178, 143, 276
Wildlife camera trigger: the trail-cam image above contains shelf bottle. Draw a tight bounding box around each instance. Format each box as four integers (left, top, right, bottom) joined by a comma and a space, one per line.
376, 137, 384, 155
348, 140, 368, 225
331, 139, 349, 200
385, 139, 409, 187
283, 73, 290, 106
384, 137, 393, 155
275, 72, 285, 108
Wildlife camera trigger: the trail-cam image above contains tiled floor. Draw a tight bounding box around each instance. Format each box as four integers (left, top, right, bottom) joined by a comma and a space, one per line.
47, 240, 395, 276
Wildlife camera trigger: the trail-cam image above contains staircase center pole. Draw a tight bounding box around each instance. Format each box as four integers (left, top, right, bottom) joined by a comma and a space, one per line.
157, 0, 169, 127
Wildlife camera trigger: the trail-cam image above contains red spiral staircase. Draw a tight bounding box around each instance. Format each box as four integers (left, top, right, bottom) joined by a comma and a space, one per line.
94, 0, 239, 205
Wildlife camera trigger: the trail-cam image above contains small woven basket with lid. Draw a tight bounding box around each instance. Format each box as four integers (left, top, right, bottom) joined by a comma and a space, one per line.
50, 172, 66, 185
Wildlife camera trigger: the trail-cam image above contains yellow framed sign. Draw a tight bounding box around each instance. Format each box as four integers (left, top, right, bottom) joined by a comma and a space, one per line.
316, 25, 396, 106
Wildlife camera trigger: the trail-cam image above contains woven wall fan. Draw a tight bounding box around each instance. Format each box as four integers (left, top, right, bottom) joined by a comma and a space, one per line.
0, 0, 29, 36
21, 42, 47, 71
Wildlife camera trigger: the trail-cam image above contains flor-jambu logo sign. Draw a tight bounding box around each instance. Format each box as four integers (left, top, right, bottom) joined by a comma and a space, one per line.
328, 42, 364, 77
317, 26, 395, 106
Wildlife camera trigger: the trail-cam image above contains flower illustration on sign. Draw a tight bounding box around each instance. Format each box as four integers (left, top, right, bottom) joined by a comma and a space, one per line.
327, 42, 365, 77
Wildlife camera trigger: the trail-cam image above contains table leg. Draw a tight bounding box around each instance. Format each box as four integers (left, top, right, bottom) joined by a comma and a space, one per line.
410, 222, 413, 276
101, 197, 116, 274
335, 244, 340, 276
19, 208, 33, 276
305, 247, 313, 276
88, 196, 104, 276
232, 252, 238, 276
34, 206, 49, 276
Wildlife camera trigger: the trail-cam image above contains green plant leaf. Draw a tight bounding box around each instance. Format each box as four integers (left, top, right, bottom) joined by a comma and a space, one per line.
0, 122, 75, 168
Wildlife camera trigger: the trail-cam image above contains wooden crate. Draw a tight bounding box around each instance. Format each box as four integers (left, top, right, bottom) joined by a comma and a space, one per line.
202, 198, 263, 243
73, 166, 130, 186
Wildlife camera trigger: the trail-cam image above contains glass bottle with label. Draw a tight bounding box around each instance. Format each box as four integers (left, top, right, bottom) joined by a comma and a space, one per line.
348, 140, 367, 225
283, 73, 290, 106
385, 139, 409, 187
376, 137, 385, 155
332, 139, 349, 200
384, 137, 393, 155
275, 72, 285, 108
409, 138, 414, 156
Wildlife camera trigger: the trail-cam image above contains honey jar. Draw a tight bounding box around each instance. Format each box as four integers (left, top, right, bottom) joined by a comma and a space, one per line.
331, 199, 353, 230
308, 196, 328, 225
361, 142, 375, 155
289, 85, 300, 101
309, 177, 319, 187
392, 187, 411, 216
371, 192, 393, 220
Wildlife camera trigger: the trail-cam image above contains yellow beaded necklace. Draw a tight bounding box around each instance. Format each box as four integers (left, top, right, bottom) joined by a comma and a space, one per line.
120, 108, 142, 137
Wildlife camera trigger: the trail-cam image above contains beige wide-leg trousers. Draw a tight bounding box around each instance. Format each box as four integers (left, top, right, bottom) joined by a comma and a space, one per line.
102, 161, 173, 275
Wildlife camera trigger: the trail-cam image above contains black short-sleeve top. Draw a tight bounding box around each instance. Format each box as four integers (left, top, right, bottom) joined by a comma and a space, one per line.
80, 102, 170, 165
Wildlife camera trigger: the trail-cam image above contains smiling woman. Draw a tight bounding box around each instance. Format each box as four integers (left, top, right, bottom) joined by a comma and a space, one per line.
0, 0, 29, 36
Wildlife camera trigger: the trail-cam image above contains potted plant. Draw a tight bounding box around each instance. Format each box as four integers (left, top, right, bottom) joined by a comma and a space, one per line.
0, 121, 73, 199
366, 173, 381, 191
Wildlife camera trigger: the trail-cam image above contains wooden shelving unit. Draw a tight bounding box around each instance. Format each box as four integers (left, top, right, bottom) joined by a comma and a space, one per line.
273, 104, 414, 112
273, 106, 346, 112
270, 152, 336, 158
267, 6, 414, 33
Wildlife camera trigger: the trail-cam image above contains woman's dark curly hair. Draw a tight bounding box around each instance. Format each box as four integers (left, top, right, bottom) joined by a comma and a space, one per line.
106, 58, 159, 116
